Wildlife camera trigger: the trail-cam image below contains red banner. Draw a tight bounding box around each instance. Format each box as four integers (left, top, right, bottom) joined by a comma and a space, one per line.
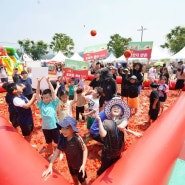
84, 49, 108, 61
130, 49, 152, 59
64, 68, 88, 79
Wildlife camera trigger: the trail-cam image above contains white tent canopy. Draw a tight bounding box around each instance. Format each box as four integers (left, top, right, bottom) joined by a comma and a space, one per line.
170, 46, 185, 61
70, 52, 84, 61
150, 46, 171, 60
116, 55, 126, 62
48, 51, 68, 63
103, 53, 117, 64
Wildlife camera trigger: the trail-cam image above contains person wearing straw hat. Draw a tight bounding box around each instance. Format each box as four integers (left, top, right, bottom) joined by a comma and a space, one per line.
42, 116, 88, 185
93, 97, 131, 176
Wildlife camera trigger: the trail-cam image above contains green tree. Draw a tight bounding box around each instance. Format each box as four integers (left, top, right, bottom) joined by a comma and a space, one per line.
160, 26, 185, 54
50, 33, 75, 57
107, 34, 132, 58
17, 39, 48, 60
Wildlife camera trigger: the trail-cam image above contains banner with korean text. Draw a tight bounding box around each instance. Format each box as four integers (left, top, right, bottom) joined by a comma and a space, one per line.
84, 43, 108, 61
64, 59, 89, 79
128, 41, 153, 59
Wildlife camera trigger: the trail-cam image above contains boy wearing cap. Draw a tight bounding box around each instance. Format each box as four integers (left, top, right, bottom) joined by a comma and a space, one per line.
93, 97, 131, 176
42, 116, 88, 185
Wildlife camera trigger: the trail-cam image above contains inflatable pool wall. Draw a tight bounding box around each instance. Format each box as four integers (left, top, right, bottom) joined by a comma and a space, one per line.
1, 94, 185, 185
0, 117, 70, 185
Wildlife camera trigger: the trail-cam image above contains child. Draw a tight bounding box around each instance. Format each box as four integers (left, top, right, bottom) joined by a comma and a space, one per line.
127, 75, 139, 115
76, 87, 86, 122
12, 67, 21, 83
2, 82, 19, 129
57, 89, 75, 122
83, 87, 103, 135
175, 67, 185, 96
56, 75, 66, 98
88, 69, 101, 89
36, 77, 59, 155
42, 116, 88, 185
18, 70, 33, 100
118, 67, 129, 101
6, 82, 36, 142
68, 78, 76, 100
93, 97, 131, 176
145, 82, 160, 128
158, 76, 169, 115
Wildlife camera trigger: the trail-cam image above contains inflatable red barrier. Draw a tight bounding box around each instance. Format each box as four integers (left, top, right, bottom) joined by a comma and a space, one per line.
0, 83, 6, 92
0, 117, 70, 185
1, 92, 185, 185
87, 74, 185, 90
92, 93, 185, 185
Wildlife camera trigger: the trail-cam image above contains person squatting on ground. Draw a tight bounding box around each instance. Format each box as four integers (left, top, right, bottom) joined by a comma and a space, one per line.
36, 77, 60, 156
42, 116, 88, 185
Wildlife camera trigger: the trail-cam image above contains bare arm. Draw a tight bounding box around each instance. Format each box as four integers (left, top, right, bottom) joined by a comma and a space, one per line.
36, 77, 43, 101
94, 114, 107, 138
152, 99, 159, 109
22, 94, 36, 109
117, 119, 128, 132
79, 143, 88, 178
46, 77, 57, 100
42, 148, 60, 178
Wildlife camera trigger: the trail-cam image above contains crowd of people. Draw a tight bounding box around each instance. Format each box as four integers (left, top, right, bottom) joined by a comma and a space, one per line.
1, 59, 185, 185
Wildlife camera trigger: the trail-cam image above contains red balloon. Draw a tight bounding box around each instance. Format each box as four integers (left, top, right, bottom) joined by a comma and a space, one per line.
90, 30, 97, 36
124, 50, 132, 58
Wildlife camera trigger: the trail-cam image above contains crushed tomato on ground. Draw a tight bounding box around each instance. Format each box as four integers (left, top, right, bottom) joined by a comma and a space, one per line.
0, 84, 178, 185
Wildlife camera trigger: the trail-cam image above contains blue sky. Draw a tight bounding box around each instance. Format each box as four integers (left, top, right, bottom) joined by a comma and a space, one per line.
0, 0, 184, 52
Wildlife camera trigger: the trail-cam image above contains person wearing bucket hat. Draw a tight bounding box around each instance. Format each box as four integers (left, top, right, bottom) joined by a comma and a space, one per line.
128, 62, 145, 94
93, 97, 131, 176
42, 116, 88, 185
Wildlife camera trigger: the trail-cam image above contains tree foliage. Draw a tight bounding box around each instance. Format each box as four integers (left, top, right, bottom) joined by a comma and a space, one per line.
17, 39, 48, 60
107, 34, 132, 58
50, 33, 75, 57
160, 26, 185, 54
